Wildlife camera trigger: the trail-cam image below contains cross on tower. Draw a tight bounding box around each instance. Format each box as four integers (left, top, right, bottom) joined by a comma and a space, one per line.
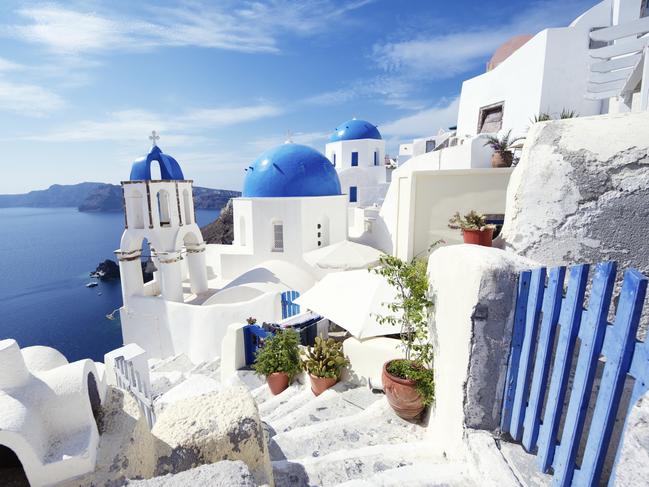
149, 130, 160, 147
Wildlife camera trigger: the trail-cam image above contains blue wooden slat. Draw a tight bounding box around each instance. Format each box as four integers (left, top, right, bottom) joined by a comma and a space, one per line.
552, 262, 617, 487
511, 267, 547, 441
522, 266, 566, 452
501, 270, 532, 434
574, 269, 647, 487
609, 338, 649, 485
537, 264, 589, 472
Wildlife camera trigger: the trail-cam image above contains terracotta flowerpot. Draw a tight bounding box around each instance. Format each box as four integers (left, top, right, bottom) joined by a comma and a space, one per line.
309, 374, 338, 396
462, 228, 494, 247
382, 361, 424, 420
491, 151, 513, 168
267, 372, 289, 395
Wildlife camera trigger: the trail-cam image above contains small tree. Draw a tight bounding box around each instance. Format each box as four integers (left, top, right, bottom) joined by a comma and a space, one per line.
372, 255, 433, 368
483, 129, 524, 154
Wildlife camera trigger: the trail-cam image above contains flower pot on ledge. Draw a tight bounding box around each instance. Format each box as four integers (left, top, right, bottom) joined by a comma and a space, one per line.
267, 372, 289, 395
382, 360, 425, 420
491, 150, 513, 168
309, 374, 338, 396
462, 228, 494, 247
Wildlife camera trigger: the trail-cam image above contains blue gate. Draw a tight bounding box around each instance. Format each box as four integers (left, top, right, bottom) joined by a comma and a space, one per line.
281, 290, 300, 319
242, 324, 273, 366
501, 262, 648, 486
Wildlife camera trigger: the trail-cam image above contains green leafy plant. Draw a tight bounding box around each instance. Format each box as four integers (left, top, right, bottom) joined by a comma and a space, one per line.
448, 210, 496, 231
559, 108, 578, 119
372, 254, 435, 405
531, 112, 552, 123
302, 336, 349, 379
482, 129, 524, 153
252, 329, 302, 381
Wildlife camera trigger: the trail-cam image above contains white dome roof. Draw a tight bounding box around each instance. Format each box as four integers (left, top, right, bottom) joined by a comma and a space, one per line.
21, 346, 68, 372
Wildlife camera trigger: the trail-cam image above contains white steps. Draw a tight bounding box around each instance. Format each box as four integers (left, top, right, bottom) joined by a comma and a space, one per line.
268, 399, 426, 461
335, 463, 476, 487
271, 442, 447, 487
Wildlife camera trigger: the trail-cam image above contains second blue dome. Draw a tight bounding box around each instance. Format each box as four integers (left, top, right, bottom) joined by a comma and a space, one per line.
329, 119, 381, 142
242, 143, 341, 198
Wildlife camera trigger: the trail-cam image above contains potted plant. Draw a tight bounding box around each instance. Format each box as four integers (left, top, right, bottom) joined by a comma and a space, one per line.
483, 129, 524, 168
372, 254, 435, 420
302, 336, 349, 396
448, 210, 496, 247
252, 329, 302, 395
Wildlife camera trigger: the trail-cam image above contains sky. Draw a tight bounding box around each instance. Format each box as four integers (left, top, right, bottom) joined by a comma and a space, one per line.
0, 0, 594, 193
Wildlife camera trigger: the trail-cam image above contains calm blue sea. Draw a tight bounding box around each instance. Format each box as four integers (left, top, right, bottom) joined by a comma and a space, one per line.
0, 207, 219, 362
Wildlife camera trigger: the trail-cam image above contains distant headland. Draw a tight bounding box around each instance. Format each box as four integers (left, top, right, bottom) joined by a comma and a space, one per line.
0, 182, 240, 212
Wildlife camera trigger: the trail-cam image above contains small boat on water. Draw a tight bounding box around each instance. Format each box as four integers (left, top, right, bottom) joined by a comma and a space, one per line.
85, 281, 99, 288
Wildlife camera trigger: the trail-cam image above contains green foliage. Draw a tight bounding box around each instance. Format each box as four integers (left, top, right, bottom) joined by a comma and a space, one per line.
302, 336, 349, 379
372, 254, 433, 368
482, 129, 524, 153
448, 210, 495, 231
252, 329, 302, 381
387, 359, 435, 406
559, 108, 578, 119
531, 112, 552, 123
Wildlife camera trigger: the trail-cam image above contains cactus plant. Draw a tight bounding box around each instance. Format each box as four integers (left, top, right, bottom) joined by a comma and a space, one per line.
302, 337, 348, 379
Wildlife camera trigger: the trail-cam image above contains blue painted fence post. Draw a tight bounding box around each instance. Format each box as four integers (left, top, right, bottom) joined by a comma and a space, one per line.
537, 264, 589, 472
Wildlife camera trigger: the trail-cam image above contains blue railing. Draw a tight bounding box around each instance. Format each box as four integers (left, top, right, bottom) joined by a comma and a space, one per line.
501, 262, 648, 486
281, 290, 300, 319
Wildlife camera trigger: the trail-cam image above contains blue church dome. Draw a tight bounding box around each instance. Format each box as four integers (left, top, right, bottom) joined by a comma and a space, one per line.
329, 119, 381, 142
242, 143, 341, 198
130, 145, 184, 181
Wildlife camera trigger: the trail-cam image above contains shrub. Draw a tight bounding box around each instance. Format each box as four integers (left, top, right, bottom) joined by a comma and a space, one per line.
252, 329, 302, 381
302, 336, 349, 379
372, 254, 435, 405
482, 129, 524, 153
448, 210, 495, 231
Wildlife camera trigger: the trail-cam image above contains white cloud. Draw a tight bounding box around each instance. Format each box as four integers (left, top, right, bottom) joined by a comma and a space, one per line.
7, 1, 373, 55
23, 103, 283, 142
373, 0, 592, 78
380, 97, 460, 138
0, 80, 65, 116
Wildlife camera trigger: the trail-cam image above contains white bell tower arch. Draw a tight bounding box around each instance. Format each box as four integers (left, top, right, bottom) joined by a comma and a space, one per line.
116, 132, 208, 305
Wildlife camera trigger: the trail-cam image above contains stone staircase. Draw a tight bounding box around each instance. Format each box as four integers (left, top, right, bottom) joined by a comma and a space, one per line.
234, 371, 477, 487
150, 357, 495, 486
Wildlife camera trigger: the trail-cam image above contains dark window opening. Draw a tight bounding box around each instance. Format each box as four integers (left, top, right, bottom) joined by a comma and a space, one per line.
351, 152, 359, 167
478, 102, 504, 133
349, 186, 358, 203
0, 445, 29, 487
425, 140, 436, 153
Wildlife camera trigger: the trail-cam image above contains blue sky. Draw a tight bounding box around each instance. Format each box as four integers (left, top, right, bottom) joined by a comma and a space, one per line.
0, 0, 593, 193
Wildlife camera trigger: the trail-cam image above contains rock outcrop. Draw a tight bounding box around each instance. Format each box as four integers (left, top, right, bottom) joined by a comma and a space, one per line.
499, 111, 649, 275
151, 386, 273, 485
125, 460, 256, 487
78, 184, 124, 212
201, 199, 234, 244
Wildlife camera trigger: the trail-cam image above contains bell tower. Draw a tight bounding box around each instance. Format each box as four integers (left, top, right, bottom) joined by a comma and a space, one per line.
116, 132, 208, 306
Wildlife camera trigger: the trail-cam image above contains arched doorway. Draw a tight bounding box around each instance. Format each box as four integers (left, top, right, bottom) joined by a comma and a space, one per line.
0, 445, 29, 487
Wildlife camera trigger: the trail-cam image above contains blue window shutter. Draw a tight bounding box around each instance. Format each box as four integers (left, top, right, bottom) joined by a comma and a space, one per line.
351, 152, 358, 166
350, 186, 357, 202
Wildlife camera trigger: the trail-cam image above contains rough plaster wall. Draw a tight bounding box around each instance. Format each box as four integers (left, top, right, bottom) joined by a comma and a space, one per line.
612, 390, 649, 487
427, 245, 537, 454
499, 112, 649, 336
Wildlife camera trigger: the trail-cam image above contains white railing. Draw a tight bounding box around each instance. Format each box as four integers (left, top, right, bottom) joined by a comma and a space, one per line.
587, 16, 649, 110
113, 355, 156, 428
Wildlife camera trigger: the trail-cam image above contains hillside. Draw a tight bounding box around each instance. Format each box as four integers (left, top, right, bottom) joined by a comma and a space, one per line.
0, 183, 241, 212
201, 199, 234, 244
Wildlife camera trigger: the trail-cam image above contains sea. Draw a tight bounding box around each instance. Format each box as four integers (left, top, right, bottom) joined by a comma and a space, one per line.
0, 207, 220, 362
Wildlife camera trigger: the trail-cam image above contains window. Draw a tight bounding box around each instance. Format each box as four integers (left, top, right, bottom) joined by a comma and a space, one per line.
272, 222, 284, 251
373, 151, 379, 166
351, 152, 358, 166
349, 186, 357, 203
478, 102, 504, 133
157, 190, 171, 227
642, 0, 649, 18
425, 140, 436, 153
332, 153, 336, 166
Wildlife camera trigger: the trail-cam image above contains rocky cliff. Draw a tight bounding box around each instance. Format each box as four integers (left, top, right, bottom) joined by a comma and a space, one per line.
0, 183, 240, 213
201, 199, 234, 244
